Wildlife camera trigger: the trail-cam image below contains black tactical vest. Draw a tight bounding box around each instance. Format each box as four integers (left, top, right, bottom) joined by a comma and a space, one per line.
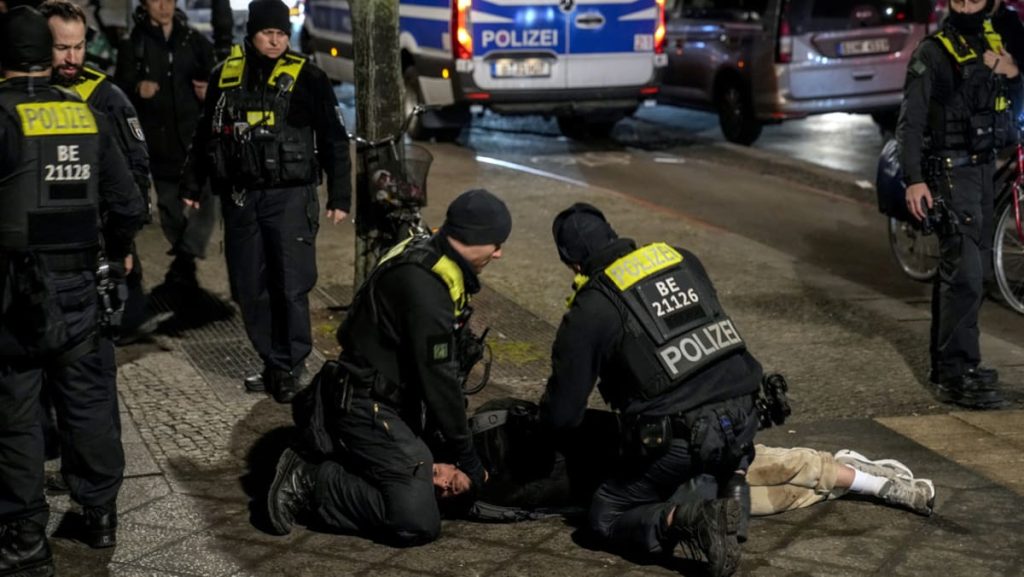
0, 83, 101, 252
208, 45, 316, 189
337, 235, 470, 392
578, 243, 746, 403
928, 22, 1013, 153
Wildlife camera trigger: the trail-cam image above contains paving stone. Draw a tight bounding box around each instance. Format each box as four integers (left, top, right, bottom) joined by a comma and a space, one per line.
132, 532, 267, 577
232, 550, 364, 577
121, 494, 244, 532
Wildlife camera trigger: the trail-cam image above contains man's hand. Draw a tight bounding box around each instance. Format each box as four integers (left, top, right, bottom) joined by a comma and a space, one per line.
137, 80, 160, 99
124, 254, 134, 275
184, 198, 201, 210
985, 48, 1020, 78
192, 80, 209, 101
326, 209, 348, 225
906, 182, 933, 221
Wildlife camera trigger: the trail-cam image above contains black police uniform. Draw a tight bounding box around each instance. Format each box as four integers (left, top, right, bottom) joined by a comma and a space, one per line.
65, 66, 153, 334
541, 235, 761, 557
0, 72, 145, 558
115, 6, 216, 269
897, 16, 1019, 404
181, 40, 352, 399
321, 234, 486, 544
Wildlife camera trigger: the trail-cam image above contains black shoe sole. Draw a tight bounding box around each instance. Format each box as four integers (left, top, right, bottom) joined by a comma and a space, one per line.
267, 450, 300, 536
0, 563, 54, 577
81, 531, 116, 549
698, 500, 741, 577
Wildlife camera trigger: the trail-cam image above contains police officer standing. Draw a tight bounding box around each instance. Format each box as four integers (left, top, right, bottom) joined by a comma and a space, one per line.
265, 189, 511, 546
540, 204, 761, 577
0, 7, 145, 575
897, 0, 1020, 409
40, 0, 164, 342
181, 0, 352, 403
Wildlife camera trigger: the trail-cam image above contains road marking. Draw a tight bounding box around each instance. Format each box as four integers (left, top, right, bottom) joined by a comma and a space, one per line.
475, 155, 589, 187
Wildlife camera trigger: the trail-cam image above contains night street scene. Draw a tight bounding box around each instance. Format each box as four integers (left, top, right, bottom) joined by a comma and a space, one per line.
1, 0, 1024, 576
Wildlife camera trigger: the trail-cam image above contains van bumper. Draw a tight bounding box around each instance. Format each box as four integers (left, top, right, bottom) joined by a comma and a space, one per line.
760, 90, 903, 121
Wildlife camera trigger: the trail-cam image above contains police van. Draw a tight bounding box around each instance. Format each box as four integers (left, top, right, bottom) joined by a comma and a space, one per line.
302, 0, 668, 139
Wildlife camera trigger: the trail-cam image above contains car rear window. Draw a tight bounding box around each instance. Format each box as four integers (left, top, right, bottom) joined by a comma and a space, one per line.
787, 0, 930, 34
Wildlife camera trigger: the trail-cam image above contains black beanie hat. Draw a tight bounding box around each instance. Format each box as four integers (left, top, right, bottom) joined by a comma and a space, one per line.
552, 203, 618, 266
246, 0, 291, 37
441, 189, 512, 246
1, 7, 54, 73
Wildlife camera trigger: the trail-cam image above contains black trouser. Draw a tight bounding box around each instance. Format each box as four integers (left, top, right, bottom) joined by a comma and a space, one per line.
221, 185, 319, 373
0, 271, 124, 526
930, 162, 994, 380
309, 398, 440, 546
589, 398, 756, 555
155, 179, 216, 259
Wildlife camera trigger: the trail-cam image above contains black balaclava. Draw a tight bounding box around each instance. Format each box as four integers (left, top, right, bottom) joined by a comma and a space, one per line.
552, 203, 619, 266
947, 1, 993, 35
1, 6, 54, 73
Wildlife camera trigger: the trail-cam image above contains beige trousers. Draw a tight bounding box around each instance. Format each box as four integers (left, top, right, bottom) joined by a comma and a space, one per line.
747, 444, 847, 516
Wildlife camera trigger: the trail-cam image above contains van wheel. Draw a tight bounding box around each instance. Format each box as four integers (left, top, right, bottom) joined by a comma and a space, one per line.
403, 67, 461, 142
557, 116, 617, 140
717, 81, 762, 145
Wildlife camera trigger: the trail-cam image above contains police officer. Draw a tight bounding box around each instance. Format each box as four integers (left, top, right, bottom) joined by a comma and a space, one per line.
0, 7, 145, 575
40, 0, 164, 342
265, 189, 511, 546
181, 0, 352, 403
540, 204, 761, 577
897, 0, 1020, 409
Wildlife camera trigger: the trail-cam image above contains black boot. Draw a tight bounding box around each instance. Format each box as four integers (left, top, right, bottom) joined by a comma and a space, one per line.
720, 473, 750, 544
933, 373, 1006, 409
271, 369, 299, 404
668, 499, 741, 577
0, 518, 53, 577
244, 367, 273, 394
267, 448, 317, 535
164, 253, 198, 287
81, 505, 117, 549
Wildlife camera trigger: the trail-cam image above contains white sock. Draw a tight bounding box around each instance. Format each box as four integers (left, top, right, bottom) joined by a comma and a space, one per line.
847, 469, 888, 496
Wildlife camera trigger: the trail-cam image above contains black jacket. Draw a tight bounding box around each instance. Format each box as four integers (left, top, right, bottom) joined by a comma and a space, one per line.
540, 238, 763, 431
181, 43, 352, 211
65, 69, 151, 202
897, 24, 1023, 185
0, 78, 145, 259
337, 234, 484, 485
114, 8, 214, 180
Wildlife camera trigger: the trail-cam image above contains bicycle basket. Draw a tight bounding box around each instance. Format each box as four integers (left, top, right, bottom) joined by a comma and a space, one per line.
368, 143, 433, 208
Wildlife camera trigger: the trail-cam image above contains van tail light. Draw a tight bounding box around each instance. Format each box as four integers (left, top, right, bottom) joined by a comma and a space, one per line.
776, 1, 792, 63
654, 0, 666, 54
453, 0, 473, 60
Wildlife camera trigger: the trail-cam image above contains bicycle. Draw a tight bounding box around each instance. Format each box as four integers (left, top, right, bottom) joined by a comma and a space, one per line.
351, 105, 434, 258
878, 136, 1024, 313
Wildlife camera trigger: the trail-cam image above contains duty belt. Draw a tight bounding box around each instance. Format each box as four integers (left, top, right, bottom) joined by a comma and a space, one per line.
38, 249, 98, 272
930, 151, 996, 169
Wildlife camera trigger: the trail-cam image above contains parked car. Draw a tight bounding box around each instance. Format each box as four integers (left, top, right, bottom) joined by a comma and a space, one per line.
660, 0, 933, 145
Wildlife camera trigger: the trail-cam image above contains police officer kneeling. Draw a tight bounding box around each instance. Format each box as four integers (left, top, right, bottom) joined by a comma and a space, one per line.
266, 189, 510, 546
897, 0, 1020, 409
181, 0, 352, 403
540, 205, 761, 577
0, 7, 145, 576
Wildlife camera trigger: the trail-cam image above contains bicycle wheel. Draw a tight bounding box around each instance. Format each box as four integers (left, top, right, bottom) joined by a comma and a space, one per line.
994, 200, 1024, 314
888, 216, 939, 282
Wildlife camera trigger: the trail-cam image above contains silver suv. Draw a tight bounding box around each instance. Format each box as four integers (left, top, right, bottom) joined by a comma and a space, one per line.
661, 0, 933, 144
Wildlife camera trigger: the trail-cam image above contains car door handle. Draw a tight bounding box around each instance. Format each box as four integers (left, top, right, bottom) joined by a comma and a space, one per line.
852, 70, 875, 81
575, 12, 605, 28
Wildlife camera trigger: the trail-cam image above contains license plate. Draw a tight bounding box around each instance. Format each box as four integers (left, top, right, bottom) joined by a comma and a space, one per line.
491, 58, 552, 78
839, 37, 891, 56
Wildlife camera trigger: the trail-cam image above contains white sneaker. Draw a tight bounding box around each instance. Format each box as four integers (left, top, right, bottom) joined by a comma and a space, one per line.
835, 449, 914, 480
878, 477, 936, 516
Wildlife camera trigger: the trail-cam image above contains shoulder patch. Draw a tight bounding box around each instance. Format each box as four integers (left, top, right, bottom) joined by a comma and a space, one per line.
427, 334, 453, 364
127, 117, 145, 142
909, 58, 928, 77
